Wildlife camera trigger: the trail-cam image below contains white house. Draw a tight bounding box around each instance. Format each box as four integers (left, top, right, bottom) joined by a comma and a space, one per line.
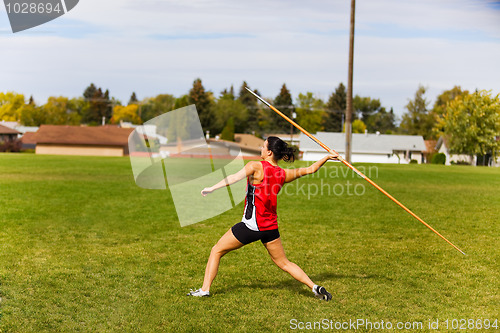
434, 137, 475, 165
434, 137, 499, 166
299, 132, 426, 164
0, 120, 38, 138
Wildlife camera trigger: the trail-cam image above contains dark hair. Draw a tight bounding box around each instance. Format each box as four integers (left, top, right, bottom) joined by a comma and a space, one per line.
266, 136, 296, 163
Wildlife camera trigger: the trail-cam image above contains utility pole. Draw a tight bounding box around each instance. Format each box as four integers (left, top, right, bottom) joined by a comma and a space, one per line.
345, 0, 356, 163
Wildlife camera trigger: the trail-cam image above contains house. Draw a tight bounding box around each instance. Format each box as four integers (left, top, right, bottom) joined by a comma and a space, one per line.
155, 134, 264, 159
20, 131, 37, 150
0, 121, 39, 138
0, 121, 20, 132
264, 133, 301, 147
148, 133, 263, 160
433, 137, 500, 166
299, 132, 426, 164
34, 125, 134, 156
234, 133, 264, 157
0, 124, 21, 143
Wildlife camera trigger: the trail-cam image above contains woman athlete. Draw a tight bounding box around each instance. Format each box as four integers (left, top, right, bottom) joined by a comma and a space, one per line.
188, 136, 338, 300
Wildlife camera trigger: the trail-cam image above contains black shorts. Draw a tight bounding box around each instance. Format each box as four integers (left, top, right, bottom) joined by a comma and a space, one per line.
231, 222, 280, 245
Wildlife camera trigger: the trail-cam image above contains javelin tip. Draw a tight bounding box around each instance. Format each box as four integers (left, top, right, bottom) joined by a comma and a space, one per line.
245, 87, 271, 107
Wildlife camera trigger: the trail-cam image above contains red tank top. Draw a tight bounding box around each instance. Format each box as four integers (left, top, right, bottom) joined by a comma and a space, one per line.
241, 161, 286, 231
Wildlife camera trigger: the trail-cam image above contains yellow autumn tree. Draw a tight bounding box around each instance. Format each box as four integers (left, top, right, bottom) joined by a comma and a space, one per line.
0, 92, 25, 121
42, 96, 81, 125
343, 119, 367, 133
111, 104, 142, 124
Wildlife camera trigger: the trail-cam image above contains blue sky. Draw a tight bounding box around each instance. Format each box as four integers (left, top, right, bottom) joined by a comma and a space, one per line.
1, 0, 500, 119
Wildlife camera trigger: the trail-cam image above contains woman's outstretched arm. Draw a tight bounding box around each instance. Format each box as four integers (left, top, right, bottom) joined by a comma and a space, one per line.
284, 154, 338, 183
201, 161, 259, 196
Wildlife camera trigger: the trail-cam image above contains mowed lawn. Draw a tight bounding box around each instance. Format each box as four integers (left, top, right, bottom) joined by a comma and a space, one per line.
0, 153, 499, 332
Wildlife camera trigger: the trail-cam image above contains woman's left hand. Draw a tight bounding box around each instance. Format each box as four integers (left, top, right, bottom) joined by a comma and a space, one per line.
327, 153, 339, 160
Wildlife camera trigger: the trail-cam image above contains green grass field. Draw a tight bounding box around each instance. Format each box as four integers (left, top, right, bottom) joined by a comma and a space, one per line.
0, 154, 499, 332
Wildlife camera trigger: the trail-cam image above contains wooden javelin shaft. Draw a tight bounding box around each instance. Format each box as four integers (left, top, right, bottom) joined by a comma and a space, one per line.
245, 87, 465, 255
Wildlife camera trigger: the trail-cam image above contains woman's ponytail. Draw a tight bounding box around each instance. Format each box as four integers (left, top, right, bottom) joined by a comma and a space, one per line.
267, 136, 296, 163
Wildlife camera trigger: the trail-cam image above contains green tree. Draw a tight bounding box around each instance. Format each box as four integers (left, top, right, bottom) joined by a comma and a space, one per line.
436, 90, 500, 162
323, 83, 346, 132
431, 86, 469, 138
189, 78, 213, 132
256, 101, 272, 136
352, 94, 396, 133
238, 81, 256, 108
174, 95, 190, 109
128, 92, 138, 105
82, 83, 113, 125
140, 94, 176, 123
364, 107, 396, 133
220, 117, 235, 141
212, 98, 248, 134
271, 84, 294, 132
83, 83, 97, 100
235, 81, 263, 133
102, 90, 112, 121
353, 95, 382, 122
220, 85, 235, 100
295, 92, 324, 134
432, 86, 469, 117
237, 82, 262, 135
67, 97, 89, 125
400, 85, 435, 139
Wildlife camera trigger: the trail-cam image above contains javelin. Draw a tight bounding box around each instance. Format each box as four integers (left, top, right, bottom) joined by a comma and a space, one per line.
245, 87, 465, 255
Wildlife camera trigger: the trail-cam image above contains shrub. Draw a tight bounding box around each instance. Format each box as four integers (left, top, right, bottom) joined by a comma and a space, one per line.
409, 159, 418, 164
0, 139, 22, 152
220, 117, 235, 141
431, 153, 446, 165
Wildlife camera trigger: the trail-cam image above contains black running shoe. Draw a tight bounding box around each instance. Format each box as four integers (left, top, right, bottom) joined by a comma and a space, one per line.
314, 285, 332, 301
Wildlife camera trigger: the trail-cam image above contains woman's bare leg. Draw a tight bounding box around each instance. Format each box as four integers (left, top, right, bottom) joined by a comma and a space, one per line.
201, 228, 244, 291
263, 237, 314, 289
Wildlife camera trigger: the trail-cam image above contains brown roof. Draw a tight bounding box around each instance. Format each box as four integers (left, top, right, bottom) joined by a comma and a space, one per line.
21, 132, 37, 144
35, 125, 134, 146
0, 124, 21, 135
234, 133, 264, 152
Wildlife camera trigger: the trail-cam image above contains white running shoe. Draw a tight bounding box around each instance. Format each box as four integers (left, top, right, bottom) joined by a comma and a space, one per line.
187, 288, 210, 297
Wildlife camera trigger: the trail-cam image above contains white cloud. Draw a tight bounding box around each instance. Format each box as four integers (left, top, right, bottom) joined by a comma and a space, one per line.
0, 0, 499, 116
